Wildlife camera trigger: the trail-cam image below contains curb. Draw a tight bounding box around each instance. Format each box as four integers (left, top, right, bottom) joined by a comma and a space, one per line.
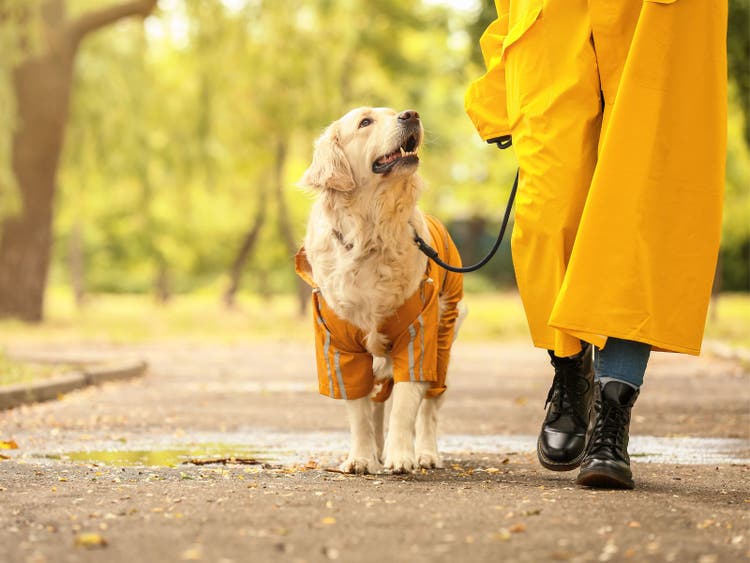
0, 360, 147, 411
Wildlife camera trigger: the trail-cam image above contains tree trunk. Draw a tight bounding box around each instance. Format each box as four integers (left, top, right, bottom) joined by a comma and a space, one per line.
710, 252, 723, 323
69, 219, 86, 307
272, 139, 309, 317
0, 6, 73, 321
223, 183, 268, 309
154, 257, 170, 304
0, 0, 157, 322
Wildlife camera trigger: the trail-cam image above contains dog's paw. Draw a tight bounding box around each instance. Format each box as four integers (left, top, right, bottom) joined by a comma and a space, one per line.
417, 451, 443, 469
339, 455, 382, 475
384, 450, 418, 474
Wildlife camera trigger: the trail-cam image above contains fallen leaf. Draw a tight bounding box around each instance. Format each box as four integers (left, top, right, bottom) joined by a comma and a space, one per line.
509, 523, 527, 533
0, 454, 9, 461
0, 440, 18, 450
321, 517, 336, 525
74, 533, 107, 549
491, 529, 512, 542
628, 521, 641, 528
180, 545, 202, 560
485, 467, 500, 473
305, 460, 318, 469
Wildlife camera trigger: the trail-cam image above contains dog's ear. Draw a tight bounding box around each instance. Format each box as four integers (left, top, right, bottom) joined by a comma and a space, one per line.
299, 125, 355, 192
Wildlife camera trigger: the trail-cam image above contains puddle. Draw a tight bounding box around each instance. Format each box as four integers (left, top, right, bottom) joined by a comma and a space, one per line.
43, 444, 277, 467
14, 431, 750, 468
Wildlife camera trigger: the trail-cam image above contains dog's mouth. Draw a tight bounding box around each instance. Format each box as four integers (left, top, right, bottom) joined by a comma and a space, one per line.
372, 134, 420, 175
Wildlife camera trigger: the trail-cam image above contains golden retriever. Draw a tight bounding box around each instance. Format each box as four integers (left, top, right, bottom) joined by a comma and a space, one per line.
297, 107, 464, 474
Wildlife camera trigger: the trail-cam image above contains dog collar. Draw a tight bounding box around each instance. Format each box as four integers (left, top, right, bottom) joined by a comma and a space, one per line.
332, 229, 354, 251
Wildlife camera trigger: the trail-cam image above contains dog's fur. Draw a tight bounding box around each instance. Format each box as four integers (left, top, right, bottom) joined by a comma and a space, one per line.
299, 107, 463, 474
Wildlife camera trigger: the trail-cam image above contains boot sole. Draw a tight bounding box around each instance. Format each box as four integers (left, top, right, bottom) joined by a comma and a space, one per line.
536, 436, 585, 472
576, 466, 634, 489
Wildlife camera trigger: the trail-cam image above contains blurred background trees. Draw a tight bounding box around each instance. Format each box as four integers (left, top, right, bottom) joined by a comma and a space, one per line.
0, 0, 747, 322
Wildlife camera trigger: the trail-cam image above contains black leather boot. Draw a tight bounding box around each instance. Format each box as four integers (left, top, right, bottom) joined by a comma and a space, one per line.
576, 380, 640, 489
537, 344, 594, 471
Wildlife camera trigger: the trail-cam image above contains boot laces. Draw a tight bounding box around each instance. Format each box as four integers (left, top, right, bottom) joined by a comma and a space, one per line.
589, 399, 629, 453
544, 358, 591, 427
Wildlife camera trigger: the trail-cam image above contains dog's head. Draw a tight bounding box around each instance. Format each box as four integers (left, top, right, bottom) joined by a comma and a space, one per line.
300, 107, 423, 192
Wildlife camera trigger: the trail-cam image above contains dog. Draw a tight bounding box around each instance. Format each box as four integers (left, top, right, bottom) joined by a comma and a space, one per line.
295, 107, 464, 474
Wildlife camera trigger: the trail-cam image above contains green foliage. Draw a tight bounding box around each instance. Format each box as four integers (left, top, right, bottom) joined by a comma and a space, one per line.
728, 0, 749, 145
723, 87, 750, 290
43, 0, 750, 297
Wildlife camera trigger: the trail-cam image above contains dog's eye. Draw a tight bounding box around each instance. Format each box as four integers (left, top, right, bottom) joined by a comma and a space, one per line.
358, 118, 372, 129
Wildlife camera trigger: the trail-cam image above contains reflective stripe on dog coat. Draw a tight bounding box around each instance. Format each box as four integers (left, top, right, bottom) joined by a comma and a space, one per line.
465, 0, 727, 357
295, 215, 463, 402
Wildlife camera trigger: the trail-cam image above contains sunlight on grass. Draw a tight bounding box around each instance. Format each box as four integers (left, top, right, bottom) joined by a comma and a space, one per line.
0, 351, 67, 386
706, 294, 750, 349
0, 288, 747, 350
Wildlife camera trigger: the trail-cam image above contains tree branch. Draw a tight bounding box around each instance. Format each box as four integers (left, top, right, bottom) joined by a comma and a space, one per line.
67, 0, 157, 47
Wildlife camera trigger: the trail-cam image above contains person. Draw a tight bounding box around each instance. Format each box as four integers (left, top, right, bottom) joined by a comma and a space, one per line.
464, 0, 727, 489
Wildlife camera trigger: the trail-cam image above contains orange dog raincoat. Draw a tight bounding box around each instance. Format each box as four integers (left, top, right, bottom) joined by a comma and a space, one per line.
296, 216, 463, 402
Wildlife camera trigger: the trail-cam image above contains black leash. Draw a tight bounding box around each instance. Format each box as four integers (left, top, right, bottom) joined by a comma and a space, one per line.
414, 140, 518, 274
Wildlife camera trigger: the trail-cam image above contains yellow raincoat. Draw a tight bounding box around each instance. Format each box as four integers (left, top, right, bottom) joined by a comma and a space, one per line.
466, 0, 727, 357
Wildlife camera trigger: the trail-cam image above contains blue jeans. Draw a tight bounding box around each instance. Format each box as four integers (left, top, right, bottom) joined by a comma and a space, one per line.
594, 338, 651, 388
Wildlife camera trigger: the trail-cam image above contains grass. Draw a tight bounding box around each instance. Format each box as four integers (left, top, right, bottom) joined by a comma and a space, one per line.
0, 287, 747, 350
0, 351, 69, 387
705, 293, 750, 349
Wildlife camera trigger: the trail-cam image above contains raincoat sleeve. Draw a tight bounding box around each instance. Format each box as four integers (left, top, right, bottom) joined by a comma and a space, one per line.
464, 0, 511, 141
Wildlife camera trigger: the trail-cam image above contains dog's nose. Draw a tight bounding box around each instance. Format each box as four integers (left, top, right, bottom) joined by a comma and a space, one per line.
398, 110, 420, 123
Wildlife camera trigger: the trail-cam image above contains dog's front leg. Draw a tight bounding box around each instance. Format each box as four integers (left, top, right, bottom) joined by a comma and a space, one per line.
373, 401, 385, 460
415, 394, 445, 468
384, 381, 429, 473
340, 397, 382, 474
371, 355, 392, 461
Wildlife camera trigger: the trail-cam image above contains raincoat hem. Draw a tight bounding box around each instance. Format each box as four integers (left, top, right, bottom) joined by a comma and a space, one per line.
549, 322, 701, 356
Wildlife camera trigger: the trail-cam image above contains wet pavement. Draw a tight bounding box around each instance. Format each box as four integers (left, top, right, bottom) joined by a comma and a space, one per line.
1, 341, 748, 562
6, 431, 750, 468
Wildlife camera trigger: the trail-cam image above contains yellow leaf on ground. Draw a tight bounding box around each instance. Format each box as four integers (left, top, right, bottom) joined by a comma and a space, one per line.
0, 440, 19, 450
321, 517, 336, 525
74, 533, 108, 549
180, 545, 202, 560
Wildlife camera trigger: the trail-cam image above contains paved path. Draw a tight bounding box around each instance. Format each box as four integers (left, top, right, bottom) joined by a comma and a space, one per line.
1, 341, 748, 562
